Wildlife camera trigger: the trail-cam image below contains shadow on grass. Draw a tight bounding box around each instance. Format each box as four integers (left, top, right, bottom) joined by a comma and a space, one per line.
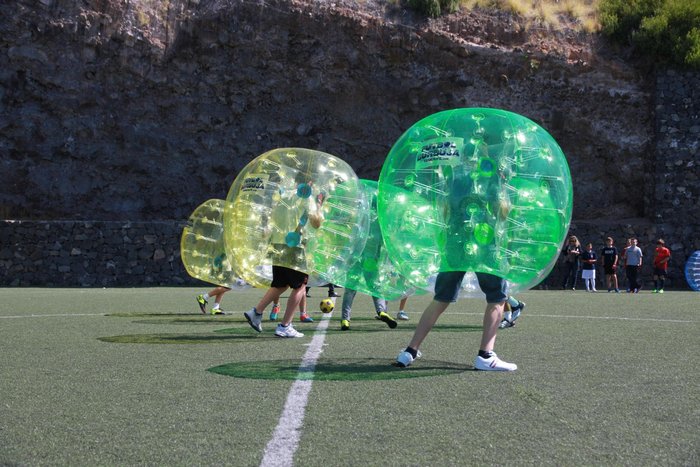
107, 312, 207, 318
106, 313, 483, 334
208, 358, 472, 381
98, 331, 260, 344
320, 321, 483, 334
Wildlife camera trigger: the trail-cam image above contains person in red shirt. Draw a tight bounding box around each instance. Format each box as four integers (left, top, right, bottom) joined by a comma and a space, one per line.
652, 238, 671, 293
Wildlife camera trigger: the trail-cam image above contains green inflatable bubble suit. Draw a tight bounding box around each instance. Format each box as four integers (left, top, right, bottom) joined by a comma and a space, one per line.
377, 108, 573, 289
224, 148, 369, 288
180, 199, 249, 289
322, 179, 424, 300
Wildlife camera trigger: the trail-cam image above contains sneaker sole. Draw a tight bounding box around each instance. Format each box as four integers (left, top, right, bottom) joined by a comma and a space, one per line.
274, 332, 304, 338
474, 365, 517, 372
474, 360, 517, 371
378, 313, 397, 329
197, 298, 206, 314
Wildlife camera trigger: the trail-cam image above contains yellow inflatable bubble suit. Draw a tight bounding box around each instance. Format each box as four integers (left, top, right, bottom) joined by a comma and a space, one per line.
224, 148, 368, 288
180, 199, 249, 289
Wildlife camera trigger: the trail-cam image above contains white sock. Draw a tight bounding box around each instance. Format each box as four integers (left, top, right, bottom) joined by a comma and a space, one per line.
203, 293, 210, 300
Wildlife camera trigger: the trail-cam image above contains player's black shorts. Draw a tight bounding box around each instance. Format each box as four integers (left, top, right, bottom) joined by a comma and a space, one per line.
271, 266, 308, 289
604, 264, 617, 275
653, 267, 667, 277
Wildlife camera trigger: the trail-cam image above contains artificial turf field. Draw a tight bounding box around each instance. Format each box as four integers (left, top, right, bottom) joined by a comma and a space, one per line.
1, 287, 698, 466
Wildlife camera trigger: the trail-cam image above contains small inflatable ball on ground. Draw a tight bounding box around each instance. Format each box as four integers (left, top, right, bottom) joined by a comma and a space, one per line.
224, 148, 368, 287
319, 298, 335, 313
378, 108, 573, 289
180, 199, 250, 290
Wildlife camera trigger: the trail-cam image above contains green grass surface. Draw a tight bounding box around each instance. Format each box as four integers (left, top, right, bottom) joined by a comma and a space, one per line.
1, 287, 698, 466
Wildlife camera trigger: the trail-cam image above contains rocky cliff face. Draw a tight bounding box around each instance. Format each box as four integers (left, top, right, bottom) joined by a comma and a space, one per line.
1, 0, 653, 223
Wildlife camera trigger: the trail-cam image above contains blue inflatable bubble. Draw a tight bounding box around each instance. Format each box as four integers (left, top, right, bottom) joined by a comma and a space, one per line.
685, 250, 700, 291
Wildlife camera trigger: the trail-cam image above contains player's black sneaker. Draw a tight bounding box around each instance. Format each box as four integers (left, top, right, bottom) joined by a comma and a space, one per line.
196, 294, 207, 314
377, 311, 397, 329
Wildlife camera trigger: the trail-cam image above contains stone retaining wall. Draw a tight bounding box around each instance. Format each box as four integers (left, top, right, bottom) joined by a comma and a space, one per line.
0, 219, 693, 289
653, 70, 700, 252
1, 69, 698, 290
0, 220, 198, 287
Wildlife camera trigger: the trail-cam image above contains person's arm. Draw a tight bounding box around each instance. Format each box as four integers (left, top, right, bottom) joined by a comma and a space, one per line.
308, 191, 324, 229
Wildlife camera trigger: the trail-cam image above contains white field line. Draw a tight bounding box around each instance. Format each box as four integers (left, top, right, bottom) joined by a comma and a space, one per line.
259, 313, 331, 467
0, 311, 693, 324
444, 311, 694, 323
0, 313, 106, 319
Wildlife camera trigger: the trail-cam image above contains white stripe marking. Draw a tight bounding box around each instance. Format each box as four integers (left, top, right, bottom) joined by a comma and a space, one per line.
259, 314, 330, 467
0, 313, 106, 319
445, 311, 694, 323
0, 311, 692, 324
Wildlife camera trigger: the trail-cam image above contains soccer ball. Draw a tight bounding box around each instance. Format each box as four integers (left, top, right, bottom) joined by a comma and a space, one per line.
320, 298, 335, 313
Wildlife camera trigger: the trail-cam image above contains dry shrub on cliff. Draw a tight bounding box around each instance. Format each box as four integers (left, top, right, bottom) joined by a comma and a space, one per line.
460, 0, 600, 32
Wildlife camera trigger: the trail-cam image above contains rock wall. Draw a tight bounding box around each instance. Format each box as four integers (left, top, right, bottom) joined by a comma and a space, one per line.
653, 70, 700, 257
0, 219, 195, 287
0, 218, 687, 289
1, 0, 652, 221
1, 0, 698, 288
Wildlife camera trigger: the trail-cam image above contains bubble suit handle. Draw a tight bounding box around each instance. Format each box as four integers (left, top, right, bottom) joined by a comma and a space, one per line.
378, 108, 573, 290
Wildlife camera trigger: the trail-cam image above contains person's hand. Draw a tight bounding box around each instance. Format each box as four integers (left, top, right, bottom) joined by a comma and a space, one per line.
309, 212, 322, 229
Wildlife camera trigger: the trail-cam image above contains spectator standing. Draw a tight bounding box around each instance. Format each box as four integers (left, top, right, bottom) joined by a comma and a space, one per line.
580, 242, 598, 292
625, 238, 643, 293
601, 237, 620, 293
561, 235, 581, 290
652, 238, 671, 293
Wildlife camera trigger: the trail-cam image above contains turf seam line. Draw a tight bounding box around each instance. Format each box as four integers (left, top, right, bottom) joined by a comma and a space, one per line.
259, 313, 331, 467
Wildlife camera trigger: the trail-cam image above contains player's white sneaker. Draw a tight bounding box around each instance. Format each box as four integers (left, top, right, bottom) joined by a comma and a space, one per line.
474, 353, 517, 371
395, 349, 422, 367
396, 311, 409, 320
499, 319, 514, 329
511, 301, 525, 323
274, 324, 304, 338
244, 309, 262, 332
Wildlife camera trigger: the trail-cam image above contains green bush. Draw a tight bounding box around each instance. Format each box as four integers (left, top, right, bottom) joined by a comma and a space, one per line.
407, 0, 460, 18
600, 0, 700, 68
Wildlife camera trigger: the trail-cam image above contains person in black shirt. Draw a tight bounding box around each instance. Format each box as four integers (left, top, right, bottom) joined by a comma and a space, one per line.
601, 236, 620, 293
